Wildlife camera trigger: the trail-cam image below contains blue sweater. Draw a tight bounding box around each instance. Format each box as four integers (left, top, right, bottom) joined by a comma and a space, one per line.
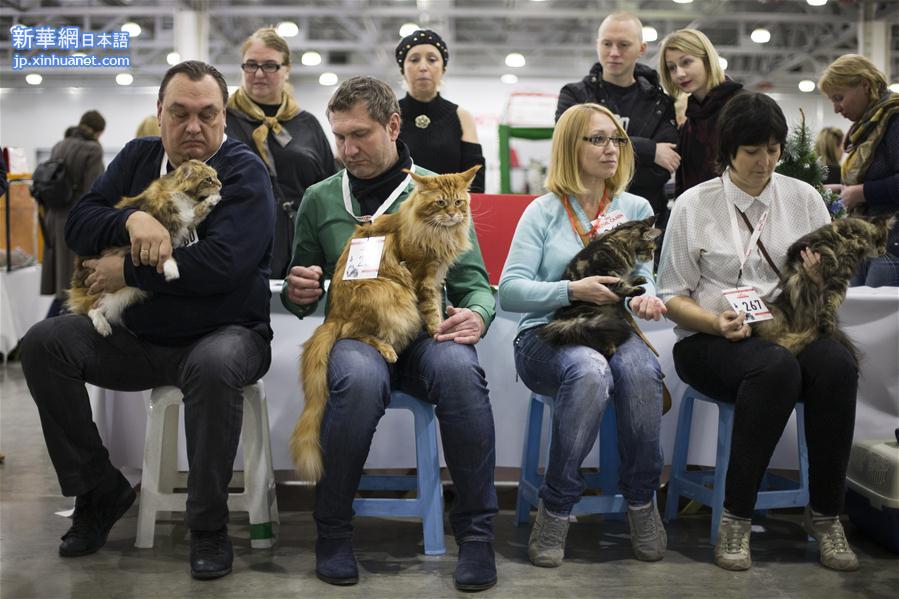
65, 137, 275, 344
498, 191, 656, 333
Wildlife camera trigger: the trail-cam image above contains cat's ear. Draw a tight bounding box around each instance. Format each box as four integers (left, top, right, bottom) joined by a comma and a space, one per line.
640, 215, 656, 227
405, 168, 428, 185
867, 212, 897, 230
642, 228, 662, 241
178, 160, 194, 178
460, 164, 481, 184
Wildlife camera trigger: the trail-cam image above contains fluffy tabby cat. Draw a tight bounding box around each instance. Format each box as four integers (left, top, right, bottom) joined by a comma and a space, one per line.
540, 216, 660, 357
66, 159, 222, 336
291, 165, 481, 481
754, 214, 895, 360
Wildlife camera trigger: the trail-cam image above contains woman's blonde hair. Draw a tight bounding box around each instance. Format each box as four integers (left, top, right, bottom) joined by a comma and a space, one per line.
241, 27, 291, 66
815, 127, 844, 165
658, 28, 725, 98
818, 54, 886, 104
546, 103, 634, 199
135, 115, 160, 138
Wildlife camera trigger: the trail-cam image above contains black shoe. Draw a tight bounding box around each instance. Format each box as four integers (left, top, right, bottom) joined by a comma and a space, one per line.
315, 537, 358, 586
454, 541, 497, 592
58, 470, 136, 557
190, 527, 233, 580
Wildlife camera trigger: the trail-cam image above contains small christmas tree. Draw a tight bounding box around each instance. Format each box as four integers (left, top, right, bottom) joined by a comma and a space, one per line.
776, 108, 846, 219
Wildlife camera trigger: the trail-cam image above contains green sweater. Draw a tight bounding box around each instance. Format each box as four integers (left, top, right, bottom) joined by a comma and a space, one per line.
280, 168, 496, 332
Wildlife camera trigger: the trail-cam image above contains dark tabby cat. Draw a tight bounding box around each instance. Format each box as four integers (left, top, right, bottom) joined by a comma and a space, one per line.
291, 165, 480, 481
67, 160, 222, 336
754, 214, 895, 360
541, 216, 660, 357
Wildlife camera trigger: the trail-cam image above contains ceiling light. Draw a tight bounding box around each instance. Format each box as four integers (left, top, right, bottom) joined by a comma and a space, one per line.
121, 22, 141, 37
888, 83, 899, 93
166, 52, 181, 66
116, 73, 133, 86
277, 21, 299, 38
642, 26, 658, 43
319, 72, 338, 86
227, 85, 239, 96
718, 57, 728, 71
672, 0, 693, 4
505, 52, 526, 68
750, 28, 771, 44
399, 23, 420, 37
501, 74, 518, 84
25, 73, 42, 85
798, 80, 816, 93
301, 51, 322, 66
806, 0, 828, 6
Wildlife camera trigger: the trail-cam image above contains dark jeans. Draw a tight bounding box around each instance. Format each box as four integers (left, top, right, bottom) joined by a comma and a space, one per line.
850, 252, 899, 287
514, 327, 664, 513
673, 333, 857, 518
19, 314, 271, 531
314, 334, 498, 544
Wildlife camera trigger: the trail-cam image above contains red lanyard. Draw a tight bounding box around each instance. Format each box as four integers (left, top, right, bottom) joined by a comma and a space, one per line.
560, 189, 610, 247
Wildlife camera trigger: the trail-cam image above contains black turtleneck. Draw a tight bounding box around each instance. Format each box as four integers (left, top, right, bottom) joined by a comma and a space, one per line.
347, 140, 413, 217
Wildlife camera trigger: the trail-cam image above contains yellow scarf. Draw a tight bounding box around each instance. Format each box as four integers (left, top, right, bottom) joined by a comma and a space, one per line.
842, 92, 899, 185
227, 86, 301, 169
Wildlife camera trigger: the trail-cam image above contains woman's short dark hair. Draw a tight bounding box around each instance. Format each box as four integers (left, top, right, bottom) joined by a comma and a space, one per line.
716, 92, 787, 170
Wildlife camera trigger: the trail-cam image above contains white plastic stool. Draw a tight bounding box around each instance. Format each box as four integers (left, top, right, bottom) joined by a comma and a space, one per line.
134, 381, 279, 549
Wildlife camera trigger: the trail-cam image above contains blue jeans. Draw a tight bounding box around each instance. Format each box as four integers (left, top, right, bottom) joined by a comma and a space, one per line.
513, 326, 664, 514
850, 252, 899, 287
313, 333, 498, 544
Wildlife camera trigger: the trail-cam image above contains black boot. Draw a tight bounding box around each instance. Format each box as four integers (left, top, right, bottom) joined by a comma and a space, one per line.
59, 469, 136, 557
190, 527, 233, 580
315, 536, 358, 585
454, 541, 497, 592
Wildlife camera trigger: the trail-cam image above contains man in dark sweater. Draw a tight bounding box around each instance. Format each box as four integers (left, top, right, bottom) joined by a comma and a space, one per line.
556, 11, 679, 228
20, 61, 274, 580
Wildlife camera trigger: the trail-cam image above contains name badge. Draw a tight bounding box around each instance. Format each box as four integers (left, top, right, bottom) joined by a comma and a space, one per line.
343, 236, 385, 280
722, 287, 774, 322
185, 226, 199, 247
590, 210, 628, 236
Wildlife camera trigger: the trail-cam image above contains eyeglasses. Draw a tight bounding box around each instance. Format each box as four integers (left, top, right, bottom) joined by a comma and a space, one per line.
240, 62, 284, 74
582, 135, 628, 147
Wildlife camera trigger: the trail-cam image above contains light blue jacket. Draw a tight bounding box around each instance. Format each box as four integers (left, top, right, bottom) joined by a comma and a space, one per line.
498, 191, 656, 334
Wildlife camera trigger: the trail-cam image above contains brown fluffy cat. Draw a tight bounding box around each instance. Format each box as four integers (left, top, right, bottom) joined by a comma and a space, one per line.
291, 165, 480, 482
540, 216, 660, 356
66, 160, 222, 336
754, 214, 895, 360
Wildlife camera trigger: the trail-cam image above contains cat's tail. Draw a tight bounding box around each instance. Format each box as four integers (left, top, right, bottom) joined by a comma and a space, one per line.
291, 320, 340, 482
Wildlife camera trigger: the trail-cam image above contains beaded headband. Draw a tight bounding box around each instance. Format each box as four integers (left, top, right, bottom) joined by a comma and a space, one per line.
395, 29, 449, 71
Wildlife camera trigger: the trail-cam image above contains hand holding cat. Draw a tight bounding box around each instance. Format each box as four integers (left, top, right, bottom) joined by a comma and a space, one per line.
435, 306, 484, 345
126, 211, 173, 274
718, 309, 751, 342
569, 276, 621, 305
799, 248, 824, 286
83, 255, 126, 295
630, 295, 667, 321
839, 184, 865, 212
286, 265, 324, 305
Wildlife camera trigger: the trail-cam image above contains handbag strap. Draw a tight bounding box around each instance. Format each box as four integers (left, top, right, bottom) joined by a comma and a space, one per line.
736, 208, 782, 279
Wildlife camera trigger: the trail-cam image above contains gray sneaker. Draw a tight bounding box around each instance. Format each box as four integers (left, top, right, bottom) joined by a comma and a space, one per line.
626, 502, 667, 561
528, 500, 570, 567
714, 512, 752, 571
803, 507, 859, 571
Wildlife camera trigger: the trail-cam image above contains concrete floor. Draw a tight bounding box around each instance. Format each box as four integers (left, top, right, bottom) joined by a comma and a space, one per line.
2, 360, 897, 599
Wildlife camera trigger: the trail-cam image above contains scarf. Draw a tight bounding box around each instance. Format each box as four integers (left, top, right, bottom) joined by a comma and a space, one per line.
347, 141, 413, 217
227, 86, 301, 170
842, 92, 899, 185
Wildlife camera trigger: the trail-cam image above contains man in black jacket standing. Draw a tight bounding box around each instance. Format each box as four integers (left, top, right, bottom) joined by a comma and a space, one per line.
556, 11, 679, 229
19, 61, 274, 581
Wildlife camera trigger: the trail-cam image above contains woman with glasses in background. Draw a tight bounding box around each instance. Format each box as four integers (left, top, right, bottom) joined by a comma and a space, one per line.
226, 27, 335, 278
498, 103, 668, 568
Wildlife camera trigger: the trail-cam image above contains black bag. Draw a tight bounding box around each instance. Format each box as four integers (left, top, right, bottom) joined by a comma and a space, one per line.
30, 159, 75, 209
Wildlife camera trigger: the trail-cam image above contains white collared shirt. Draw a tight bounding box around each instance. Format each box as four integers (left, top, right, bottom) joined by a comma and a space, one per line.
657, 170, 831, 339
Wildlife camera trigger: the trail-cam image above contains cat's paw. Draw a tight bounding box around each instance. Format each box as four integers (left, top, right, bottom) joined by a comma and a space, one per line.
204, 193, 222, 207
378, 346, 398, 363
162, 259, 180, 281
631, 276, 648, 286
89, 309, 112, 337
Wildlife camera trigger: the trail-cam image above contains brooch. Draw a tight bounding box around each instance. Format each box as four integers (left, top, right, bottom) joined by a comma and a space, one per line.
415, 114, 431, 129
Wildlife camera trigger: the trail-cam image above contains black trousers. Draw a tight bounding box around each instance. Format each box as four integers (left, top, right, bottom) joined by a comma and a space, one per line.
672, 333, 857, 518
20, 314, 271, 530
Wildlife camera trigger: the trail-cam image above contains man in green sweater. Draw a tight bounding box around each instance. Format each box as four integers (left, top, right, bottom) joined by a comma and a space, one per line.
282, 76, 498, 592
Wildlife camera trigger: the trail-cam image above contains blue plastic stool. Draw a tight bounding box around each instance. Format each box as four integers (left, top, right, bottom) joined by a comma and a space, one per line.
515, 394, 627, 526
664, 386, 810, 544
353, 391, 446, 555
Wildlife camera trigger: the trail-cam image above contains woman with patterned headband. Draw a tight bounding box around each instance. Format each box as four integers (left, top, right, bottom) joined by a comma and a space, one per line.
394, 29, 486, 192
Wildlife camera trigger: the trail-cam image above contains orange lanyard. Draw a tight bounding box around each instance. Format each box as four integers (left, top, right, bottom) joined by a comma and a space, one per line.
561, 189, 610, 247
